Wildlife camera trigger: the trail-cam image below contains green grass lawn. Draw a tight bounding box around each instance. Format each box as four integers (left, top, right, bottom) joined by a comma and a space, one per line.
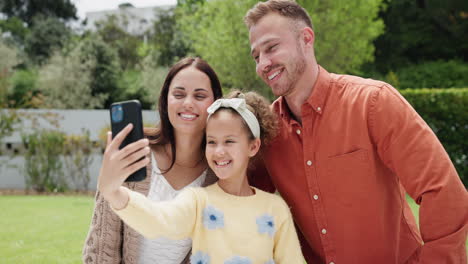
0, 195, 94, 264
0, 195, 465, 263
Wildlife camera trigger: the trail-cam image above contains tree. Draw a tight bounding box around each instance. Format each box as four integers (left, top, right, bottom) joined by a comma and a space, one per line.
115, 52, 169, 109
150, 8, 176, 66
177, 0, 384, 99
149, 7, 191, 66
24, 15, 71, 64
0, 16, 29, 43
177, 0, 206, 12
0, 39, 18, 106
0, 39, 19, 151
37, 45, 106, 109
298, 0, 384, 74
94, 14, 143, 70
177, 1, 271, 97
78, 35, 122, 108
138, 52, 169, 108
371, 0, 468, 73
0, 38, 19, 74
119, 3, 135, 9
0, 0, 77, 26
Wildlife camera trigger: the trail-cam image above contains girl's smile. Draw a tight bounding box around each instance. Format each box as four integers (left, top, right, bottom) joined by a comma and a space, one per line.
205, 110, 260, 183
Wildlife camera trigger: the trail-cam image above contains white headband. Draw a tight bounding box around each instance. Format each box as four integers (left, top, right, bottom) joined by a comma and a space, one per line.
207, 98, 260, 138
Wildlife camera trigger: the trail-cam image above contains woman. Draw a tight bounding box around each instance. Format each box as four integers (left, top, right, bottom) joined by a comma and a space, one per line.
82, 57, 223, 264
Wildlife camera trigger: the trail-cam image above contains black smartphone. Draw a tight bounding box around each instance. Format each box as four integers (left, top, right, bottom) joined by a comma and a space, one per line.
110, 100, 147, 182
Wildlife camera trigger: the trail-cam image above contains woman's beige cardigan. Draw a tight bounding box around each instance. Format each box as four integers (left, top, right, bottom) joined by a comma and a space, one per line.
82, 159, 217, 264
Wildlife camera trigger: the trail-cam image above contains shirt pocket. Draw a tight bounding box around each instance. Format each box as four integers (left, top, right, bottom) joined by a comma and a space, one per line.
325, 149, 372, 203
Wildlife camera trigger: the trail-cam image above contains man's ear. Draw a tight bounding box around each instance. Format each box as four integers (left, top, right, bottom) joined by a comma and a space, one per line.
248, 138, 261, 157
301, 27, 315, 48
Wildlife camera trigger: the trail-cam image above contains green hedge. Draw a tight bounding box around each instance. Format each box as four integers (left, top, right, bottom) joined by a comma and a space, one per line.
401, 88, 467, 187
396, 60, 468, 89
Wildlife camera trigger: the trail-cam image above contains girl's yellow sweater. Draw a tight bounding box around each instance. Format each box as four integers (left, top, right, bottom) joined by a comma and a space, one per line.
113, 183, 304, 264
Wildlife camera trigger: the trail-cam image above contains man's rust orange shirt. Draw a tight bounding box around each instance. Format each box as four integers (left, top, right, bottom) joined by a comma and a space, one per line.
251, 66, 468, 264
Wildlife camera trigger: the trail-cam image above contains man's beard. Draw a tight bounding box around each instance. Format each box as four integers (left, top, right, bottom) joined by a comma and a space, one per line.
273, 45, 307, 97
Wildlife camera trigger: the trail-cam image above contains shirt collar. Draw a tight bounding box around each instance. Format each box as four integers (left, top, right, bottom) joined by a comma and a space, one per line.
273, 65, 332, 121
306, 65, 331, 115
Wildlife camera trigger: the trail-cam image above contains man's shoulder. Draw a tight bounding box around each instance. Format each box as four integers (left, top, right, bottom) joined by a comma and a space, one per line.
331, 72, 390, 92
332, 73, 408, 107
326, 73, 398, 106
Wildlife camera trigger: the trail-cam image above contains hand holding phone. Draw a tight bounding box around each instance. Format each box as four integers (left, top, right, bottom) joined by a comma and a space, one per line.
98, 124, 149, 209
109, 100, 147, 182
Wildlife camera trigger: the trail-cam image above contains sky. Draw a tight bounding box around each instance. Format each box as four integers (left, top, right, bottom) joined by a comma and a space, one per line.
71, 0, 177, 19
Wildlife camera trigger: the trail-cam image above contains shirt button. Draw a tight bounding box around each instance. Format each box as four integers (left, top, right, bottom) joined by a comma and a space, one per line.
321, 228, 327, 234
306, 160, 312, 166
296, 129, 301, 135
313, 195, 319, 200
330, 262, 335, 264
317, 107, 322, 111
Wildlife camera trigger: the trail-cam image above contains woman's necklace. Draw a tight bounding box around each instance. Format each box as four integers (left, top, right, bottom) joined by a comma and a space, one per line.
175, 156, 204, 169
163, 144, 205, 169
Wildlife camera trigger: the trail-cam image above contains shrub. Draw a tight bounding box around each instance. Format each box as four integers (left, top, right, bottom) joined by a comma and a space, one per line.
9, 69, 38, 108
22, 130, 67, 192
0, 38, 19, 106
0, 109, 18, 158
63, 130, 94, 191
396, 60, 468, 89
37, 46, 107, 109
401, 88, 467, 187
21, 124, 96, 192
116, 70, 147, 107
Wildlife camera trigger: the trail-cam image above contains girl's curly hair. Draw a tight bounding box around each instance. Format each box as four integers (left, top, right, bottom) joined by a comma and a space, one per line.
225, 90, 278, 151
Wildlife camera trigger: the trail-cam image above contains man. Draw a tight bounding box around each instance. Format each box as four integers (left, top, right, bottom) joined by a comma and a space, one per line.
244, 1, 467, 263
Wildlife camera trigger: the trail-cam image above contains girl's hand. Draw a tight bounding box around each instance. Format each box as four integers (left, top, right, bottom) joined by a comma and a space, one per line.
97, 124, 150, 209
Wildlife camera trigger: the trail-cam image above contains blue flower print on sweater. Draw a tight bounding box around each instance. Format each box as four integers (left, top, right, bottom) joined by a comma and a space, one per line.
224, 256, 252, 264
190, 251, 210, 264
264, 260, 275, 264
203, 205, 224, 230
256, 214, 276, 237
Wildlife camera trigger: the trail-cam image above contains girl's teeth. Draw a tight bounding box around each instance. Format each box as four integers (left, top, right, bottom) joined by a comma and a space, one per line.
217, 161, 230, 166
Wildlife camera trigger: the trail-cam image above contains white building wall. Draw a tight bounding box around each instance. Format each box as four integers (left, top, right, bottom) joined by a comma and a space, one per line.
0, 109, 159, 191
85, 5, 174, 36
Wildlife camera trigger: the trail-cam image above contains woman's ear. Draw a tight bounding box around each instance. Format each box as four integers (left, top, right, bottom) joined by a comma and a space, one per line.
248, 138, 261, 157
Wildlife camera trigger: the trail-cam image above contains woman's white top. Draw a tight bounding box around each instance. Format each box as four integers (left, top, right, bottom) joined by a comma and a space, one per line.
138, 153, 207, 264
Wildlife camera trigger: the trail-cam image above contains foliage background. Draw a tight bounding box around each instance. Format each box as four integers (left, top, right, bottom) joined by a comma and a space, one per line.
0, 1, 466, 262
401, 88, 468, 186
0, 0, 466, 187
177, 0, 384, 98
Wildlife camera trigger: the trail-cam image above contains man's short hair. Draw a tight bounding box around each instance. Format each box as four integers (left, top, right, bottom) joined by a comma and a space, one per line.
244, 0, 313, 30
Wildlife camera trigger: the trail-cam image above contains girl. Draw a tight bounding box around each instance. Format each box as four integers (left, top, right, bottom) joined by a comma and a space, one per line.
97, 91, 304, 264
83, 57, 223, 264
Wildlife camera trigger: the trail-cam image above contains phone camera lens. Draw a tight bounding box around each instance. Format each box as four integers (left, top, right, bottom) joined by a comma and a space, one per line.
111, 105, 123, 123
